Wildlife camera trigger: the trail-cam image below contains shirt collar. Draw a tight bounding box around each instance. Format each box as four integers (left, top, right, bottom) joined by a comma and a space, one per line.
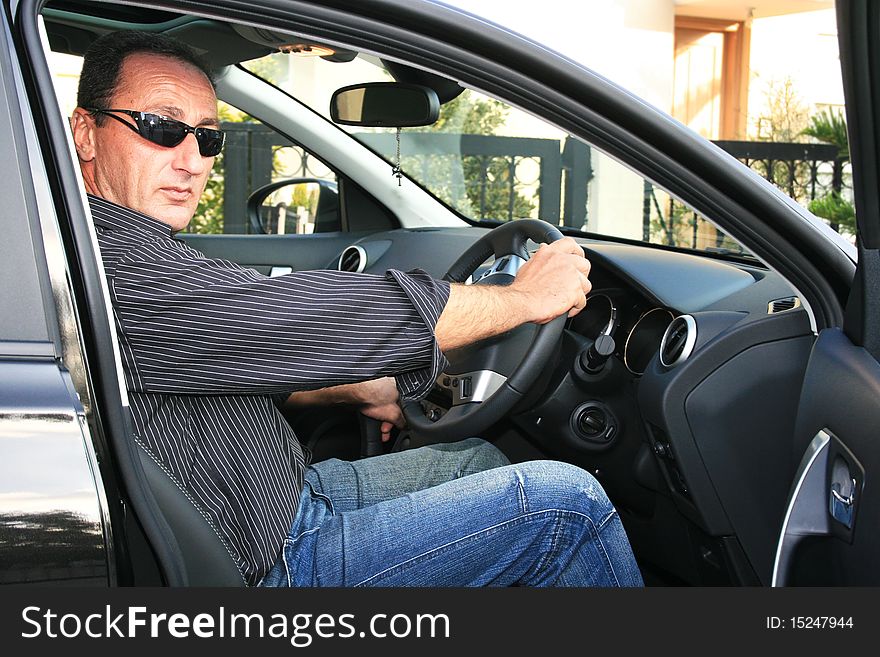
87, 194, 175, 238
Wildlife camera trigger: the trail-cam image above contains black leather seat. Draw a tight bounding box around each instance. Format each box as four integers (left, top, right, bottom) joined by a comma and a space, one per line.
137, 445, 246, 586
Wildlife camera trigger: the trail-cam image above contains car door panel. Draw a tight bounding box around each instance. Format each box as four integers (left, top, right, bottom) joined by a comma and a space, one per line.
774, 328, 880, 584
0, 12, 108, 585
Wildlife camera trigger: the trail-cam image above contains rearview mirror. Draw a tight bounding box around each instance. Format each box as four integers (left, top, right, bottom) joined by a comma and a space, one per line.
330, 82, 440, 127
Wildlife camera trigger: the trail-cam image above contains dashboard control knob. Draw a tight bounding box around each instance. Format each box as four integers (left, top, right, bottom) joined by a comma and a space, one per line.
568, 401, 618, 449
580, 334, 616, 374
577, 407, 607, 437
653, 442, 672, 459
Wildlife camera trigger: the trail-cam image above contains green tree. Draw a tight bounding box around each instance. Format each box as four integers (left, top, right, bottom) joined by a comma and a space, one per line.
808, 192, 856, 235
411, 91, 536, 221
802, 107, 849, 159
801, 107, 855, 235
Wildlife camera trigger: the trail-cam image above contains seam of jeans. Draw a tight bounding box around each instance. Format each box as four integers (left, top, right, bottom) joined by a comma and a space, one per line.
354, 508, 606, 587
304, 480, 335, 515
515, 472, 528, 513
351, 460, 365, 510
596, 509, 618, 532
282, 526, 323, 586
531, 512, 565, 579
285, 525, 322, 545
592, 511, 623, 586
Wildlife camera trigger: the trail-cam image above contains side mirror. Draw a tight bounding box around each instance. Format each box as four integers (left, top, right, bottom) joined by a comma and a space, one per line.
330, 82, 440, 127
247, 178, 340, 235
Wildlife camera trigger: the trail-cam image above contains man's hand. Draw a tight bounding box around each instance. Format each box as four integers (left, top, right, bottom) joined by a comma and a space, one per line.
348, 377, 404, 442
284, 377, 404, 442
510, 238, 592, 324
434, 237, 591, 352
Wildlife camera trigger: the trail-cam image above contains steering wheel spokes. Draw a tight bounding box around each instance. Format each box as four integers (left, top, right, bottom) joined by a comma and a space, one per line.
470, 253, 527, 285
438, 369, 508, 405
402, 219, 568, 448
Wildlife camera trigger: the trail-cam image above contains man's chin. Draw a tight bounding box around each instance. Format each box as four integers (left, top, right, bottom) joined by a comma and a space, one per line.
152, 201, 196, 232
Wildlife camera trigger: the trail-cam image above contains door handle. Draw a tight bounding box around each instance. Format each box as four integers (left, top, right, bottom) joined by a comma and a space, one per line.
829, 475, 857, 530
772, 429, 865, 586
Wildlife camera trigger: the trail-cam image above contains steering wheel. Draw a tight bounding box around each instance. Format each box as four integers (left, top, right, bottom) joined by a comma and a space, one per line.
402, 219, 567, 447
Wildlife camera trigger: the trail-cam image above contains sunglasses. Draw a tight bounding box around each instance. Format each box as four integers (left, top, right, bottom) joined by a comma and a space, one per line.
87, 108, 225, 157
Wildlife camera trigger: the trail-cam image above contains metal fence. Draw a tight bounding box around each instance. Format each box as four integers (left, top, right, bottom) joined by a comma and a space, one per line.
222, 122, 850, 244
643, 140, 851, 250
221, 123, 592, 233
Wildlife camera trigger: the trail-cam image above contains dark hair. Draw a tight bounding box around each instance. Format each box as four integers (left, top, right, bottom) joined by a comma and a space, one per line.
77, 30, 216, 124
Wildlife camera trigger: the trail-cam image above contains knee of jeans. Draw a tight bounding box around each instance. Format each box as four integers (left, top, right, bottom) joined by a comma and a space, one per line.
304, 457, 349, 493
513, 460, 615, 520
458, 437, 510, 474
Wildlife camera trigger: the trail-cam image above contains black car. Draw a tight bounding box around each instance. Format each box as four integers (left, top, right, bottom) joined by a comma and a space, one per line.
0, 0, 877, 588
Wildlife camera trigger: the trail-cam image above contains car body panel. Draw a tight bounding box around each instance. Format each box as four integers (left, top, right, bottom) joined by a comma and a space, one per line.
0, 0, 111, 586
0, 361, 108, 585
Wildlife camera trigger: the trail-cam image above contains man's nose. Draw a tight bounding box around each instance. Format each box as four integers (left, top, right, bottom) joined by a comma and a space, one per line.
172, 132, 208, 174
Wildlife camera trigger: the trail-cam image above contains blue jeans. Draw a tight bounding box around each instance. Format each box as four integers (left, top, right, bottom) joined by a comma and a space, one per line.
260, 438, 643, 587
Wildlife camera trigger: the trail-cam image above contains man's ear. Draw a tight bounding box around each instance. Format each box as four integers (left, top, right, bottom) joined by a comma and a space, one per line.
70, 108, 96, 162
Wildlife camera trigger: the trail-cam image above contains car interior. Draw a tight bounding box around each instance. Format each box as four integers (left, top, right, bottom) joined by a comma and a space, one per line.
25, 0, 861, 587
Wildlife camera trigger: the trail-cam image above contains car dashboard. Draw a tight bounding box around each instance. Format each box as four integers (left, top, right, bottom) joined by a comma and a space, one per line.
331, 226, 814, 585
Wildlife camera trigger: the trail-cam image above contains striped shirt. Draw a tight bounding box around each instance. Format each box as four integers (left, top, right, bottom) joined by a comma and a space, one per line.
90, 195, 450, 585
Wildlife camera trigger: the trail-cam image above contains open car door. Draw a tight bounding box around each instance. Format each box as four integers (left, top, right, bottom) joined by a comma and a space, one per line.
773, 0, 880, 585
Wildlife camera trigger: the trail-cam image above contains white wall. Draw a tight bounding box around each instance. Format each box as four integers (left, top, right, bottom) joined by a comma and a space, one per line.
442, 1, 676, 235
747, 8, 844, 136
443, 0, 676, 110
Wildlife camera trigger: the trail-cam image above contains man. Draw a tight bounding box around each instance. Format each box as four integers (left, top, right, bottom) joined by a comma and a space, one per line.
71, 30, 643, 587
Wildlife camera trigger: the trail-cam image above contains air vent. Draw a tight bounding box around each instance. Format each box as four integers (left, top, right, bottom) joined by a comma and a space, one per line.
768, 296, 801, 314
338, 245, 367, 273
659, 315, 697, 369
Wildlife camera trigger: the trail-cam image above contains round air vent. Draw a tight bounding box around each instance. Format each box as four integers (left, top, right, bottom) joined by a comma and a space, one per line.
338, 245, 367, 273
659, 315, 697, 369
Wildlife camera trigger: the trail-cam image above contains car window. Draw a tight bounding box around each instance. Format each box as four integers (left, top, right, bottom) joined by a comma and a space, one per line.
243, 52, 752, 257
193, 102, 339, 235
243, 6, 853, 260
46, 4, 851, 257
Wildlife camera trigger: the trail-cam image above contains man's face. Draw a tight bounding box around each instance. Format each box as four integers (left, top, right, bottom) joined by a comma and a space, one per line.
73, 52, 219, 231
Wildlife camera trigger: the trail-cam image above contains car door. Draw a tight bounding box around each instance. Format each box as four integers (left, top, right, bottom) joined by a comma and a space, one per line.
772, 0, 880, 585
0, 4, 110, 585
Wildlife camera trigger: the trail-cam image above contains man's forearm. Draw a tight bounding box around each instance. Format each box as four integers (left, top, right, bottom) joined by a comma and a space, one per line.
285, 382, 365, 407
434, 283, 531, 352
284, 377, 399, 409
282, 377, 404, 438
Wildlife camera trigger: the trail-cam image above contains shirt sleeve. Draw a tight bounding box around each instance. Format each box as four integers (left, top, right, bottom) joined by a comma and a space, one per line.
111, 237, 450, 400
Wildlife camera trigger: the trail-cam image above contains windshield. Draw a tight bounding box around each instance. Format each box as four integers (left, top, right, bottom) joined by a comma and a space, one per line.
242, 11, 850, 260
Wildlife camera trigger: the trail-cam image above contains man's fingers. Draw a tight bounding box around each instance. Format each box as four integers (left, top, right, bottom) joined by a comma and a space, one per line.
568, 288, 588, 317
548, 236, 585, 257
380, 421, 394, 442
579, 270, 592, 294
